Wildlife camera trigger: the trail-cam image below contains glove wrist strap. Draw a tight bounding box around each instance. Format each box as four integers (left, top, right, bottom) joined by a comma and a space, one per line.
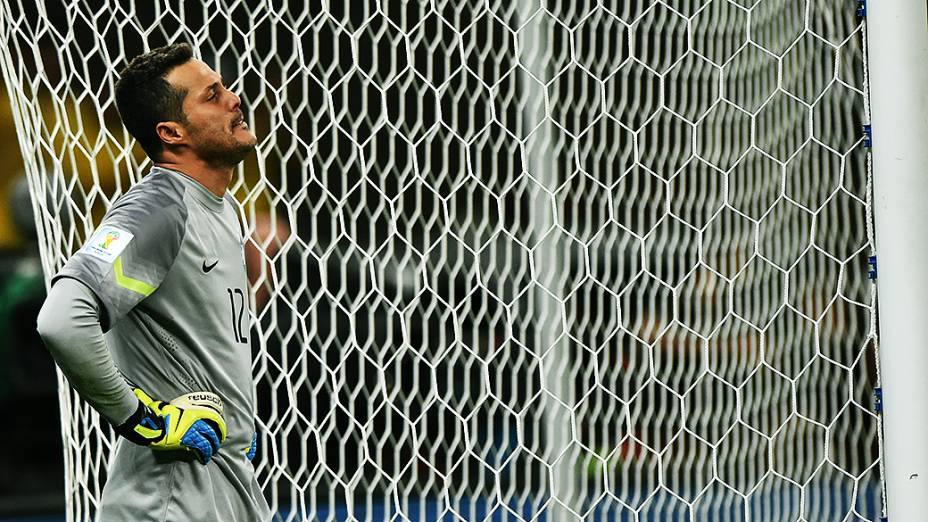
114, 399, 163, 445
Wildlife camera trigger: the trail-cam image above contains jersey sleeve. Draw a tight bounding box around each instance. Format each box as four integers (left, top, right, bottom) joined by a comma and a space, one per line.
53, 179, 188, 330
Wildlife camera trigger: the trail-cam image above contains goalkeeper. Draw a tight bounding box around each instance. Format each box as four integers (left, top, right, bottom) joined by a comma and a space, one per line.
36, 43, 271, 521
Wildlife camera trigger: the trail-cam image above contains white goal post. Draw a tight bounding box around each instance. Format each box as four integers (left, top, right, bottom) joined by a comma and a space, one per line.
0, 0, 888, 520
866, 0, 928, 519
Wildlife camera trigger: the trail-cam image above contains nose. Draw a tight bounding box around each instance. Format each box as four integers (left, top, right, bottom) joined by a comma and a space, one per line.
228, 88, 241, 110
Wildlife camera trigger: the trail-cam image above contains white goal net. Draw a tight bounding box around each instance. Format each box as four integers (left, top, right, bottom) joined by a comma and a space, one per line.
0, 0, 880, 520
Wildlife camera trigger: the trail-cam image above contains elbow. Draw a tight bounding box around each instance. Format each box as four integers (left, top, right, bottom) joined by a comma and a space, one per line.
36, 279, 104, 357
36, 295, 64, 350
36, 285, 80, 355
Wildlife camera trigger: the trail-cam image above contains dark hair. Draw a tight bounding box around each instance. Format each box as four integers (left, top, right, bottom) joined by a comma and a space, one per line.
114, 43, 193, 159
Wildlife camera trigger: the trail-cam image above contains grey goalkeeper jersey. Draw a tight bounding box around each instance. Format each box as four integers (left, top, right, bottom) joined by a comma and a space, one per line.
53, 166, 270, 521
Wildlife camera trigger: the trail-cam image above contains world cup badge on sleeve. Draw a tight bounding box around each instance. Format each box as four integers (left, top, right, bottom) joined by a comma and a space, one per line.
83, 225, 134, 264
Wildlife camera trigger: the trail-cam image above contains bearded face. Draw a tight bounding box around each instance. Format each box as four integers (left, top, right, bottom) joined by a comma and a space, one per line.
167, 59, 258, 168
184, 108, 256, 168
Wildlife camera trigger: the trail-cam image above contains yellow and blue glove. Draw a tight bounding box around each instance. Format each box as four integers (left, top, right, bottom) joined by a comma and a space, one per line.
245, 432, 257, 461
115, 388, 228, 464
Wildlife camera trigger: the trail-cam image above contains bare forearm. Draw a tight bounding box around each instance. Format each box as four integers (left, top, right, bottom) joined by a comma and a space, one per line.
36, 277, 138, 424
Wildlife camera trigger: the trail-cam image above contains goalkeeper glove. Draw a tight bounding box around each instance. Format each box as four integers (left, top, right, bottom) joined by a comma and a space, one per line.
115, 388, 228, 464
245, 431, 257, 461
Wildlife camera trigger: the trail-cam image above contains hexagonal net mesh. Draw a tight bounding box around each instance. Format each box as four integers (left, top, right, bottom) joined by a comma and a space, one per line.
0, 0, 880, 520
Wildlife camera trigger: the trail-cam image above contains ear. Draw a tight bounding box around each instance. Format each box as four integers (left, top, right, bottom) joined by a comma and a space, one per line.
155, 121, 186, 148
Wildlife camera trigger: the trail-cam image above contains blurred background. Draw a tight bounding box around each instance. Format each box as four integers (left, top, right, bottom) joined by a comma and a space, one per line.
0, 78, 64, 521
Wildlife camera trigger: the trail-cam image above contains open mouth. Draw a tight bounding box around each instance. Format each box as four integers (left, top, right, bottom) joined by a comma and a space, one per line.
232, 114, 248, 130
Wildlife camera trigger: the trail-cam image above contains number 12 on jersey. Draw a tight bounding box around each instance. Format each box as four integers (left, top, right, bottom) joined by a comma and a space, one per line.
227, 287, 248, 344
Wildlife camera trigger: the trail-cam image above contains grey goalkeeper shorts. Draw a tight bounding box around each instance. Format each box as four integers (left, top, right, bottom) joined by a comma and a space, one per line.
96, 439, 272, 522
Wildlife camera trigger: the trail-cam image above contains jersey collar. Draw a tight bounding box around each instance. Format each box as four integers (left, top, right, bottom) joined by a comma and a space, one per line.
150, 166, 226, 212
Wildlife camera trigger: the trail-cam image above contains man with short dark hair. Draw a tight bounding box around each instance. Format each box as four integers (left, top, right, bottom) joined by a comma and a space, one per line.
36, 43, 271, 521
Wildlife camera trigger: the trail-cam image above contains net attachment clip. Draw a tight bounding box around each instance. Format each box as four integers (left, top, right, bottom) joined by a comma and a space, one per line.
868, 255, 877, 280
874, 387, 883, 413
863, 124, 872, 148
